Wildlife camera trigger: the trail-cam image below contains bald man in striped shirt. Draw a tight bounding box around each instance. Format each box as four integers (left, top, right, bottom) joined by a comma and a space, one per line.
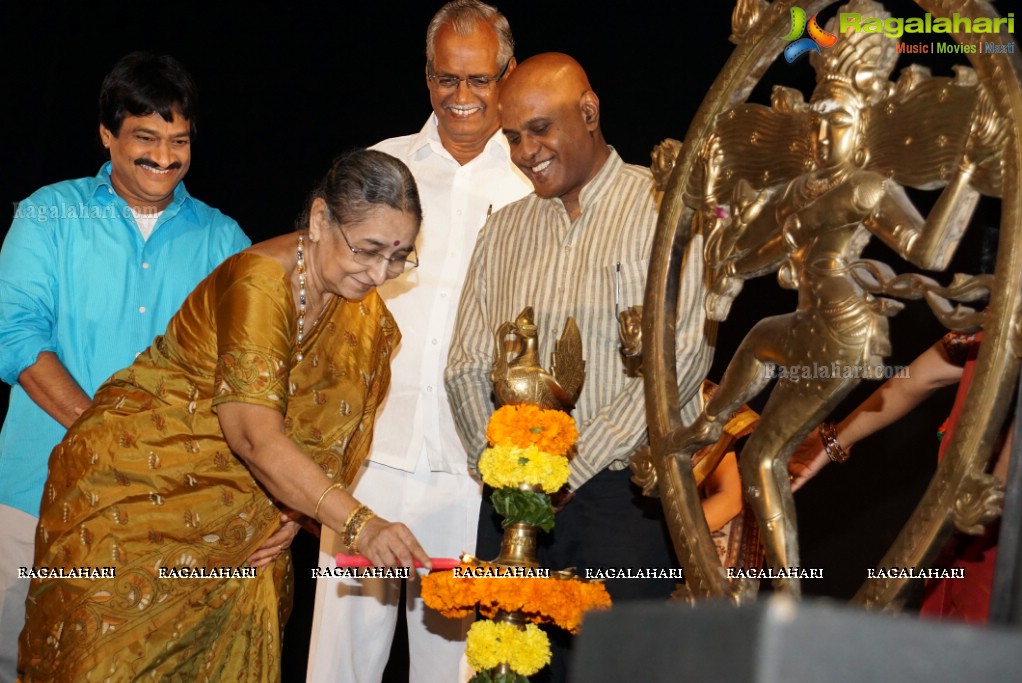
445, 53, 710, 682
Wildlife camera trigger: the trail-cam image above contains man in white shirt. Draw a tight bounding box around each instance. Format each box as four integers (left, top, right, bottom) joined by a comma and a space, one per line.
306, 2, 531, 681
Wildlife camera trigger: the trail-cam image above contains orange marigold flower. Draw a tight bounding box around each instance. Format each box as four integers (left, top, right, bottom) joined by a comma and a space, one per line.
421, 564, 611, 634
486, 405, 578, 457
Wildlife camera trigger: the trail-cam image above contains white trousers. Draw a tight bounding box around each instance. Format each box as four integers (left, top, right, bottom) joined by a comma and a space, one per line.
307, 455, 481, 683
0, 505, 36, 683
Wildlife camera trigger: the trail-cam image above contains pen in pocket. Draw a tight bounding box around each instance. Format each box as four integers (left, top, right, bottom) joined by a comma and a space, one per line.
614, 262, 621, 320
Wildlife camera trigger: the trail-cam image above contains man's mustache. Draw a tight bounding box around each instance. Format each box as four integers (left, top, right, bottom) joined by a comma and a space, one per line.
134, 158, 183, 171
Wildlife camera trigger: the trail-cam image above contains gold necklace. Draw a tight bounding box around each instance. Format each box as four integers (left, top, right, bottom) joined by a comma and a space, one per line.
296, 234, 307, 362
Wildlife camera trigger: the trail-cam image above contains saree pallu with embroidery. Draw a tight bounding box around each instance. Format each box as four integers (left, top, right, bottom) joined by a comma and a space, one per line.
18, 254, 396, 681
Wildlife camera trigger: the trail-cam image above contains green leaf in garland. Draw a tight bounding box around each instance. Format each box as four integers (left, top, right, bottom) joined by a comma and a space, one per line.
491, 488, 555, 532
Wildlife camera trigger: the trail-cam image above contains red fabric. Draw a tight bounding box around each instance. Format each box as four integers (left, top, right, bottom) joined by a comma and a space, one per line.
920, 332, 995, 623
936, 332, 981, 460
919, 525, 998, 623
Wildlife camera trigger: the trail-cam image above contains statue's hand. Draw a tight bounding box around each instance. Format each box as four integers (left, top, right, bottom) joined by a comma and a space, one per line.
699, 135, 725, 207
731, 178, 770, 230
618, 305, 644, 376
651, 138, 683, 191
618, 305, 643, 359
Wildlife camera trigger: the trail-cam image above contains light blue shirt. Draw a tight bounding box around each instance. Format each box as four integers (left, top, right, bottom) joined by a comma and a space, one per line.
0, 162, 250, 515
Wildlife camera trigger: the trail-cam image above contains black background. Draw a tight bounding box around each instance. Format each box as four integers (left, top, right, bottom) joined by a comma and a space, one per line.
0, 0, 1011, 674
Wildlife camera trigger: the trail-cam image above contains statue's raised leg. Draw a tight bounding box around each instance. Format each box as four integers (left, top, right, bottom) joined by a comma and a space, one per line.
738, 371, 859, 595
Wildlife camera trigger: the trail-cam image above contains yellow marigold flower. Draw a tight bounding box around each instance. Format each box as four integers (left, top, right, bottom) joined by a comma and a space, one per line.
520, 449, 570, 492
465, 620, 551, 676
509, 623, 552, 676
479, 444, 570, 492
465, 620, 505, 672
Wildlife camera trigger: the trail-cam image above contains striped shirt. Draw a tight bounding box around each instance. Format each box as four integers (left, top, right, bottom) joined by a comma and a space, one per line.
445, 149, 708, 489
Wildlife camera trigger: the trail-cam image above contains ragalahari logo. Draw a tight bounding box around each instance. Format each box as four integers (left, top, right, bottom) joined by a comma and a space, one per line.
784, 7, 838, 62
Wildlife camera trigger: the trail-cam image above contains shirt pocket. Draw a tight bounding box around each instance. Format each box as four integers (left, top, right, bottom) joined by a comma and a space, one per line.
606, 259, 648, 314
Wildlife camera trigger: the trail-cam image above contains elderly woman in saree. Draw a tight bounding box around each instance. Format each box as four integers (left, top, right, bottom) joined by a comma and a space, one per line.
673, 0, 1001, 594
18, 149, 430, 681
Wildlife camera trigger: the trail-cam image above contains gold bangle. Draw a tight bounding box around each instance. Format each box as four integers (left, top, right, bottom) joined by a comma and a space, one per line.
314, 482, 345, 520
818, 422, 850, 464
348, 514, 376, 556
342, 504, 377, 554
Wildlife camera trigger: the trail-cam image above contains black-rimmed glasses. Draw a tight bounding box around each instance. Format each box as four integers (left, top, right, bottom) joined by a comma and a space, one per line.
339, 228, 419, 275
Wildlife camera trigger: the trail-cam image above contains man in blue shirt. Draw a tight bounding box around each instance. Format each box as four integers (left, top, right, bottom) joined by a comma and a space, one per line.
0, 52, 250, 681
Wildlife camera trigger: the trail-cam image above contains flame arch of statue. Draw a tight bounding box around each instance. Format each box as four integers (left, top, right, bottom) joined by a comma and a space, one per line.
643, 0, 1022, 607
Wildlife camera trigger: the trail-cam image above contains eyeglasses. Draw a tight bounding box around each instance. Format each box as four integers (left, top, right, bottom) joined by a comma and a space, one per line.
428, 59, 511, 92
339, 228, 419, 275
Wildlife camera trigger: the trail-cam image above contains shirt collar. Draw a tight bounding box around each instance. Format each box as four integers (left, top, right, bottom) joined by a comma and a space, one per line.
546, 146, 622, 216
415, 114, 513, 166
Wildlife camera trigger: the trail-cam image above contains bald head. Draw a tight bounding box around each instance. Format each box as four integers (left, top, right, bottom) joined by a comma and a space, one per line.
498, 53, 609, 219
501, 53, 592, 107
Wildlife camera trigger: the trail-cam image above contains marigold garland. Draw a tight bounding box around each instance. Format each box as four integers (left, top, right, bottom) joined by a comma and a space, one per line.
486, 404, 578, 457
433, 404, 591, 681
465, 620, 551, 677
478, 444, 571, 492
421, 565, 612, 634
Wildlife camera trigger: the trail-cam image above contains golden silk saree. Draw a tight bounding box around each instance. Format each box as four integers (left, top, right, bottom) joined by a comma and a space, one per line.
19, 253, 397, 681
